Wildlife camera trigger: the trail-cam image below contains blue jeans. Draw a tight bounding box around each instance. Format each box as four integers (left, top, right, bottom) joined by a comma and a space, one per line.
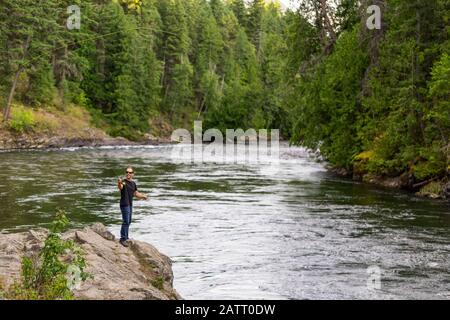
120, 205, 133, 241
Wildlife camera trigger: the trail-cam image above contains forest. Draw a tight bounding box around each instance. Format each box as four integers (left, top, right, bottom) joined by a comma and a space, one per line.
0, 0, 449, 185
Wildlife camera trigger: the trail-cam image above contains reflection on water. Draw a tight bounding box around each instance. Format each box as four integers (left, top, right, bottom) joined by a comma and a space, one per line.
0, 144, 449, 299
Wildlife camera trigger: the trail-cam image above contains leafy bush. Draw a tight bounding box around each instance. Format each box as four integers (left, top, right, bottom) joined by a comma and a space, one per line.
417, 181, 445, 198
33, 112, 60, 134
66, 105, 88, 120
72, 91, 90, 109
412, 146, 447, 181
151, 276, 164, 290
8, 106, 35, 133
4, 210, 89, 300
107, 125, 144, 141
23, 67, 57, 108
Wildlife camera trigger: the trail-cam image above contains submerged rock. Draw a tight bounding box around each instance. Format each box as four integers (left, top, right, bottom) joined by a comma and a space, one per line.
0, 223, 181, 300
443, 182, 450, 199
416, 181, 446, 199
361, 173, 403, 189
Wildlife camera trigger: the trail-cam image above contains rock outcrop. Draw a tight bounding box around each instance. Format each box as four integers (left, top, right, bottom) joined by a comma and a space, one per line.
0, 134, 172, 150
0, 223, 181, 300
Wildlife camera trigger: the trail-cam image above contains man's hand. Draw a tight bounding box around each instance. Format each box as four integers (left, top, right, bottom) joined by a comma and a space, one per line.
135, 191, 148, 201
118, 178, 124, 190
140, 193, 149, 201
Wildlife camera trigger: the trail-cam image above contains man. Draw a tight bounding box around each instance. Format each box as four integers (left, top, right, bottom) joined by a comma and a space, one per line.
118, 167, 148, 247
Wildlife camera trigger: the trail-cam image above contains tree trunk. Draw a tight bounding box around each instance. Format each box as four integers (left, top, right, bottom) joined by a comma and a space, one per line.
3, 68, 22, 120
197, 96, 206, 119
319, 0, 337, 53
59, 46, 68, 110
3, 35, 32, 121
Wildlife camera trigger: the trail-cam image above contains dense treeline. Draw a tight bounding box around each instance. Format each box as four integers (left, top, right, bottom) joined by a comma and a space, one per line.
286, 0, 449, 184
0, 0, 288, 139
0, 0, 449, 184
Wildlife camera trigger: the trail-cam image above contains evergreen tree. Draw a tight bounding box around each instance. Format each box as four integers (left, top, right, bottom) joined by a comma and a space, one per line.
0, 0, 448, 170
192, 3, 223, 117
361, 0, 448, 178
0, 0, 60, 120
259, 1, 288, 130
247, 0, 265, 55
229, 0, 248, 27
158, 0, 193, 122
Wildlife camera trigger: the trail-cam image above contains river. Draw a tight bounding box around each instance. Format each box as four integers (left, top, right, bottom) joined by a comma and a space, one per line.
0, 144, 449, 299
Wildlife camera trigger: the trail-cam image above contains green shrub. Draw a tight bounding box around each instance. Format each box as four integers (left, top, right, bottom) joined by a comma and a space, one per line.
23, 68, 57, 108
150, 276, 164, 290
417, 181, 444, 198
8, 107, 35, 133
107, 125, 144, 141
413, 159, 446, 181
412, 145, 447, 181
0, 278, 5, 299
33, 112, 60, 134
5, 210, 89, 300
72, 91, 91, 109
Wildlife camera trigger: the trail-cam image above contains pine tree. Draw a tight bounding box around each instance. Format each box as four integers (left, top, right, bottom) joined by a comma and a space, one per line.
259, 1, 288, 130
0, 0, 60, 120
360, 0, 448, 178
158, 0, 194, 122
247, 0, 265, 55
230, 0, 248, 27
192, 4, 223, 117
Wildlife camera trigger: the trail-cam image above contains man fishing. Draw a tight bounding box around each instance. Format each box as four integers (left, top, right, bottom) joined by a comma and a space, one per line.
118, 167, 148, 247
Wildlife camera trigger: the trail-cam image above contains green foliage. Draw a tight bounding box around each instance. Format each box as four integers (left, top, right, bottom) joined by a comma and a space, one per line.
8, 106, 35, 133
5, 210, 89, 300
288, 0, 449, 180
356, 0, 449, 180
150, 276, 164, 290
1, 0, 448, 181
247, 0, 265, 50
230, 0, 248, 26
23, 67, 57, 108
291, 27, 369, 168
0, 0, 290, 139
412, 144, 447, 180
417, 181, 445, 197
427, 53, 450, 152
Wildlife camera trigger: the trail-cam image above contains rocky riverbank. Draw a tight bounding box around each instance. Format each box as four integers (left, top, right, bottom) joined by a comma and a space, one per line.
329, 166, 450, 200
0, 105, 174, 151
0, 223, 181, 300
0, 130, 173, 150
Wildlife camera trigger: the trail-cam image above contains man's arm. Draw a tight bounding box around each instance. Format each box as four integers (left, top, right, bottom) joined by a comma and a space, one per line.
134, 191, 148, 200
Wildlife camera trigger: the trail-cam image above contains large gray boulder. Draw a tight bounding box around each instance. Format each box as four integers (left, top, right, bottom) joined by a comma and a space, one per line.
0, 223, 181, 300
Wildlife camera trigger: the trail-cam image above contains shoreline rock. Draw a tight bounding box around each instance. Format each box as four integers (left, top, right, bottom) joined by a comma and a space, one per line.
0, 134, 174, 151
0, 223, 181, 300
329, 165, 449, 200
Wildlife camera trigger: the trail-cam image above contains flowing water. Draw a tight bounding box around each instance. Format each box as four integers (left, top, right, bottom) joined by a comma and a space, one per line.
0, 144, 449, 300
